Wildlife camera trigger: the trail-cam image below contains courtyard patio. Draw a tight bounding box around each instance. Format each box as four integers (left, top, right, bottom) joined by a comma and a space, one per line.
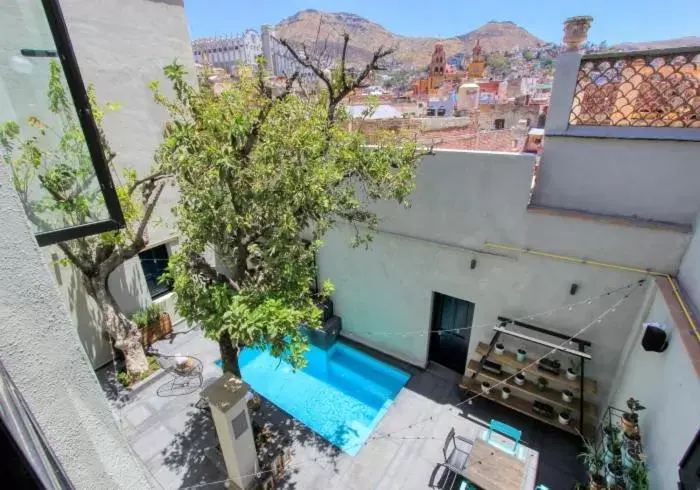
98, 325, 587, 489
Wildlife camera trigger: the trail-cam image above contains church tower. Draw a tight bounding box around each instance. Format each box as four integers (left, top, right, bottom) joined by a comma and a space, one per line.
467, 39, 486, 79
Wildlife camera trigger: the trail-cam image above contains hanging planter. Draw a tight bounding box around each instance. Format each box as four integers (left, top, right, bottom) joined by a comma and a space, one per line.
514, 373, 526, 385
567, 359, 581, 380
501, 386, 511, 400
558, 411, 571, 425
606, 461, 624, 487
494, 343, 505, 355
481, 381, 491, 394
516, 349, 527, 362
562, 389, 574, 403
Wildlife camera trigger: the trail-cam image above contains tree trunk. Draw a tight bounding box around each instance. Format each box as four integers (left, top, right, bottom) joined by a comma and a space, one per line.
218, 330, 241, 378
87, 276, 149, 375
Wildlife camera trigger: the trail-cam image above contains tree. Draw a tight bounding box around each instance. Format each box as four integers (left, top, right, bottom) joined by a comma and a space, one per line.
152, 35, 428, 376
523, 50, 535, 61
0, 61, 168, 374
485, 52, 511, 77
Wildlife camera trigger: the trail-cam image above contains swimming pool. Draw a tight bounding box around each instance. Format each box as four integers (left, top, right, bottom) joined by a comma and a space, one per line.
235, 341, 410, 455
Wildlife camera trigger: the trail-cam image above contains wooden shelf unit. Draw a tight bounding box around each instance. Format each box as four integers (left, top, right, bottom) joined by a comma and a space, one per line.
475, 342, 598, 395
460, 377, 595, 438
465, 318, 600, 436
466, 359, 598, 420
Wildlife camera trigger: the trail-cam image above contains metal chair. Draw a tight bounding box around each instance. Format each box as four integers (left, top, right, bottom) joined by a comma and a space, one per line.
443, 427, 475, 475
484, 419, 521, 455
156, 354, 203, 396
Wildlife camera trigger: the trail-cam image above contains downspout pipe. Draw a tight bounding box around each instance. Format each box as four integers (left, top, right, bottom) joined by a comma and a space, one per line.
483, 242, 700, 343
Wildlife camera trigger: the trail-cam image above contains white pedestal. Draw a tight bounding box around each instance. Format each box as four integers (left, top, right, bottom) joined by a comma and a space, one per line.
201, 373, 259, 489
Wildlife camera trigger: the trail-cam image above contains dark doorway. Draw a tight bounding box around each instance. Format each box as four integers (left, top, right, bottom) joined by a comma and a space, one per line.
429, 293, 474, 373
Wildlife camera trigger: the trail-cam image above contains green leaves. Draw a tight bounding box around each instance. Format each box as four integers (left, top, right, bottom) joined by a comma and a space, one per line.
154, 60, 423, 370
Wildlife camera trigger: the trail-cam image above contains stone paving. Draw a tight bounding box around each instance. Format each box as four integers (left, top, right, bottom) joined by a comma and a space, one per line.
98, 326, 586, 489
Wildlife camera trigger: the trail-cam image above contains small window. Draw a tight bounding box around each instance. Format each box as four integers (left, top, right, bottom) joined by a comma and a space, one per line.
494, 118, 506, 130
139, 244, 173, 299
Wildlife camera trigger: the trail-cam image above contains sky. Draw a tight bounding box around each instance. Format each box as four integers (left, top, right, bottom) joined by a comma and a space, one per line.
184, 0, 699, 44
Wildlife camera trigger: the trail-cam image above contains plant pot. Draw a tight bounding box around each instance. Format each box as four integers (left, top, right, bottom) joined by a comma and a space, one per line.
481, 381, 491, 394
588, 475, 606, 490
621, 413, 638, 435
558, 411, 571, 425
140, 313, 173, 347
501, 387, 511, 400
606, 462, 624, 487
494, 343, 505, 355
566, 367, 578, 380
563, 16, 593, 52
514, 373, 526, 385
516, 349, 527, 362
562, 390, 574, 403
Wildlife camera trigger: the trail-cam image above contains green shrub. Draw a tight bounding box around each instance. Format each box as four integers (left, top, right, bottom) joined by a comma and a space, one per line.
131, 303, 164, 328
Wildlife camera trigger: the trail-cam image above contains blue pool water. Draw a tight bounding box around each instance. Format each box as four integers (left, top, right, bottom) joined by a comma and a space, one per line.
230, 342, 410, 455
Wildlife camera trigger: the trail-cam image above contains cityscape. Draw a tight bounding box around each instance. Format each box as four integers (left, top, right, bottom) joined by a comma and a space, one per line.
1, 2, 699, 490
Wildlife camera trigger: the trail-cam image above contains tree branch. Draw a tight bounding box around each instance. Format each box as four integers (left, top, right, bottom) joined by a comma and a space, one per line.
128, 171, 171, 196
186, 251, 241, 291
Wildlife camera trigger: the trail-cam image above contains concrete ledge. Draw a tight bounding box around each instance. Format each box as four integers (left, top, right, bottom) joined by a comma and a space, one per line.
127, 367, 168, 395
546, 125, 700, 142
526, 204, 692, 234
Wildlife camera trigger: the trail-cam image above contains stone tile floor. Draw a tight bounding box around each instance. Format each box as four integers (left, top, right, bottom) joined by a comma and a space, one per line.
98, 326, 586, 489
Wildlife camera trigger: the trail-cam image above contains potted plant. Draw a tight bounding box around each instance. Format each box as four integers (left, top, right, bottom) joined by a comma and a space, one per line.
501, 386, 511, 400
562, 389, 574, 403
558, 410, 571, 425
536, 377, 548, 391
514, 373, 526, 385
622, 431, 643, 467
567, 359, 580, 380
516, 348, 527, 362
607, 460, 625, 487
579, 438, 606, 490
494, 342, 505, 355
481, 381, 491, 394
605, 432, 622, 464
624, 458, 649, 490
132, 303, 172, 346
603, 423, 621, 446
621, 398, 645, 435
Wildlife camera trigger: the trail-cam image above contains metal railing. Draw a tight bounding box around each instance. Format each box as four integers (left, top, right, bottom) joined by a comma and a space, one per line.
569, 47, 700, 128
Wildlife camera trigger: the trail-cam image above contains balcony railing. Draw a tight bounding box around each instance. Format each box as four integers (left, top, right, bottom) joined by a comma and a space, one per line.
569, 47, 700, 128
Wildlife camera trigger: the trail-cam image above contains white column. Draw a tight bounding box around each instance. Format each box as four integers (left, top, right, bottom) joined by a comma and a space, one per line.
544, 51, 582, 134
201, 373, 259, 489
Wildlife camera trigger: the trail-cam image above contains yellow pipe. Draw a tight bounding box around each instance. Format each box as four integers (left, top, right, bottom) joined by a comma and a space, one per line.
483, 242, 700, 343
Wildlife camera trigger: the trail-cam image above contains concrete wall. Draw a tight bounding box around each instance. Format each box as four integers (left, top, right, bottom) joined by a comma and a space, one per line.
317, 149, 690, 404
47, 0, 193, 367
534, 136, 700, 226
0, 163, 153, 489
609, 286, 700, 489
679, 213, 700, 312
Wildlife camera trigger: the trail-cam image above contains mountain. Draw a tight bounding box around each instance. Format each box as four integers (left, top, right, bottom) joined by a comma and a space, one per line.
610, 36, 700, 51
275, 10, 544, 68
457, 21, 544, 54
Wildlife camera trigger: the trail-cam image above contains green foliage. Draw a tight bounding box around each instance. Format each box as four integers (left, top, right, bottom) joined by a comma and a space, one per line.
153, 60, 423, 370
485, 52, 510, 76
579, 437, 604, 475
116, 356, 160, 387
522, 50, 535, 61
131, 303, 164, 328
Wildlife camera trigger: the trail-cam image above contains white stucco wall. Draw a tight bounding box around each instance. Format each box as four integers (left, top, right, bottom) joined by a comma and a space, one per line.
41, 0, 193, 367
534, 136, 700, 226
679, 213, 700, 313
0, 163, 153, 489
609, 287, 700, 489
317, 149, 690, 404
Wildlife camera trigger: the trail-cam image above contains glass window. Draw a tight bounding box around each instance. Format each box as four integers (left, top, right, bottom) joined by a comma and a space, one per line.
0, 0, 124, 246
139, 244, 173, 299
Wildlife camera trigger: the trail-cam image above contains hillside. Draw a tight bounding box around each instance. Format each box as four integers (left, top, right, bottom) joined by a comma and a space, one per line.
275, 10, 543, 68
610, 36, 700, 51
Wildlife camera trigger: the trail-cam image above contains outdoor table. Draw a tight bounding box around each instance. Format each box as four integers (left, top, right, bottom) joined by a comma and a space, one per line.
463, 439, 526, 490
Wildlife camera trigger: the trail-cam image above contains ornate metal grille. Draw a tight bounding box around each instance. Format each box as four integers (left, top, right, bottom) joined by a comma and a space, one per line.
569, 49, 700, 128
